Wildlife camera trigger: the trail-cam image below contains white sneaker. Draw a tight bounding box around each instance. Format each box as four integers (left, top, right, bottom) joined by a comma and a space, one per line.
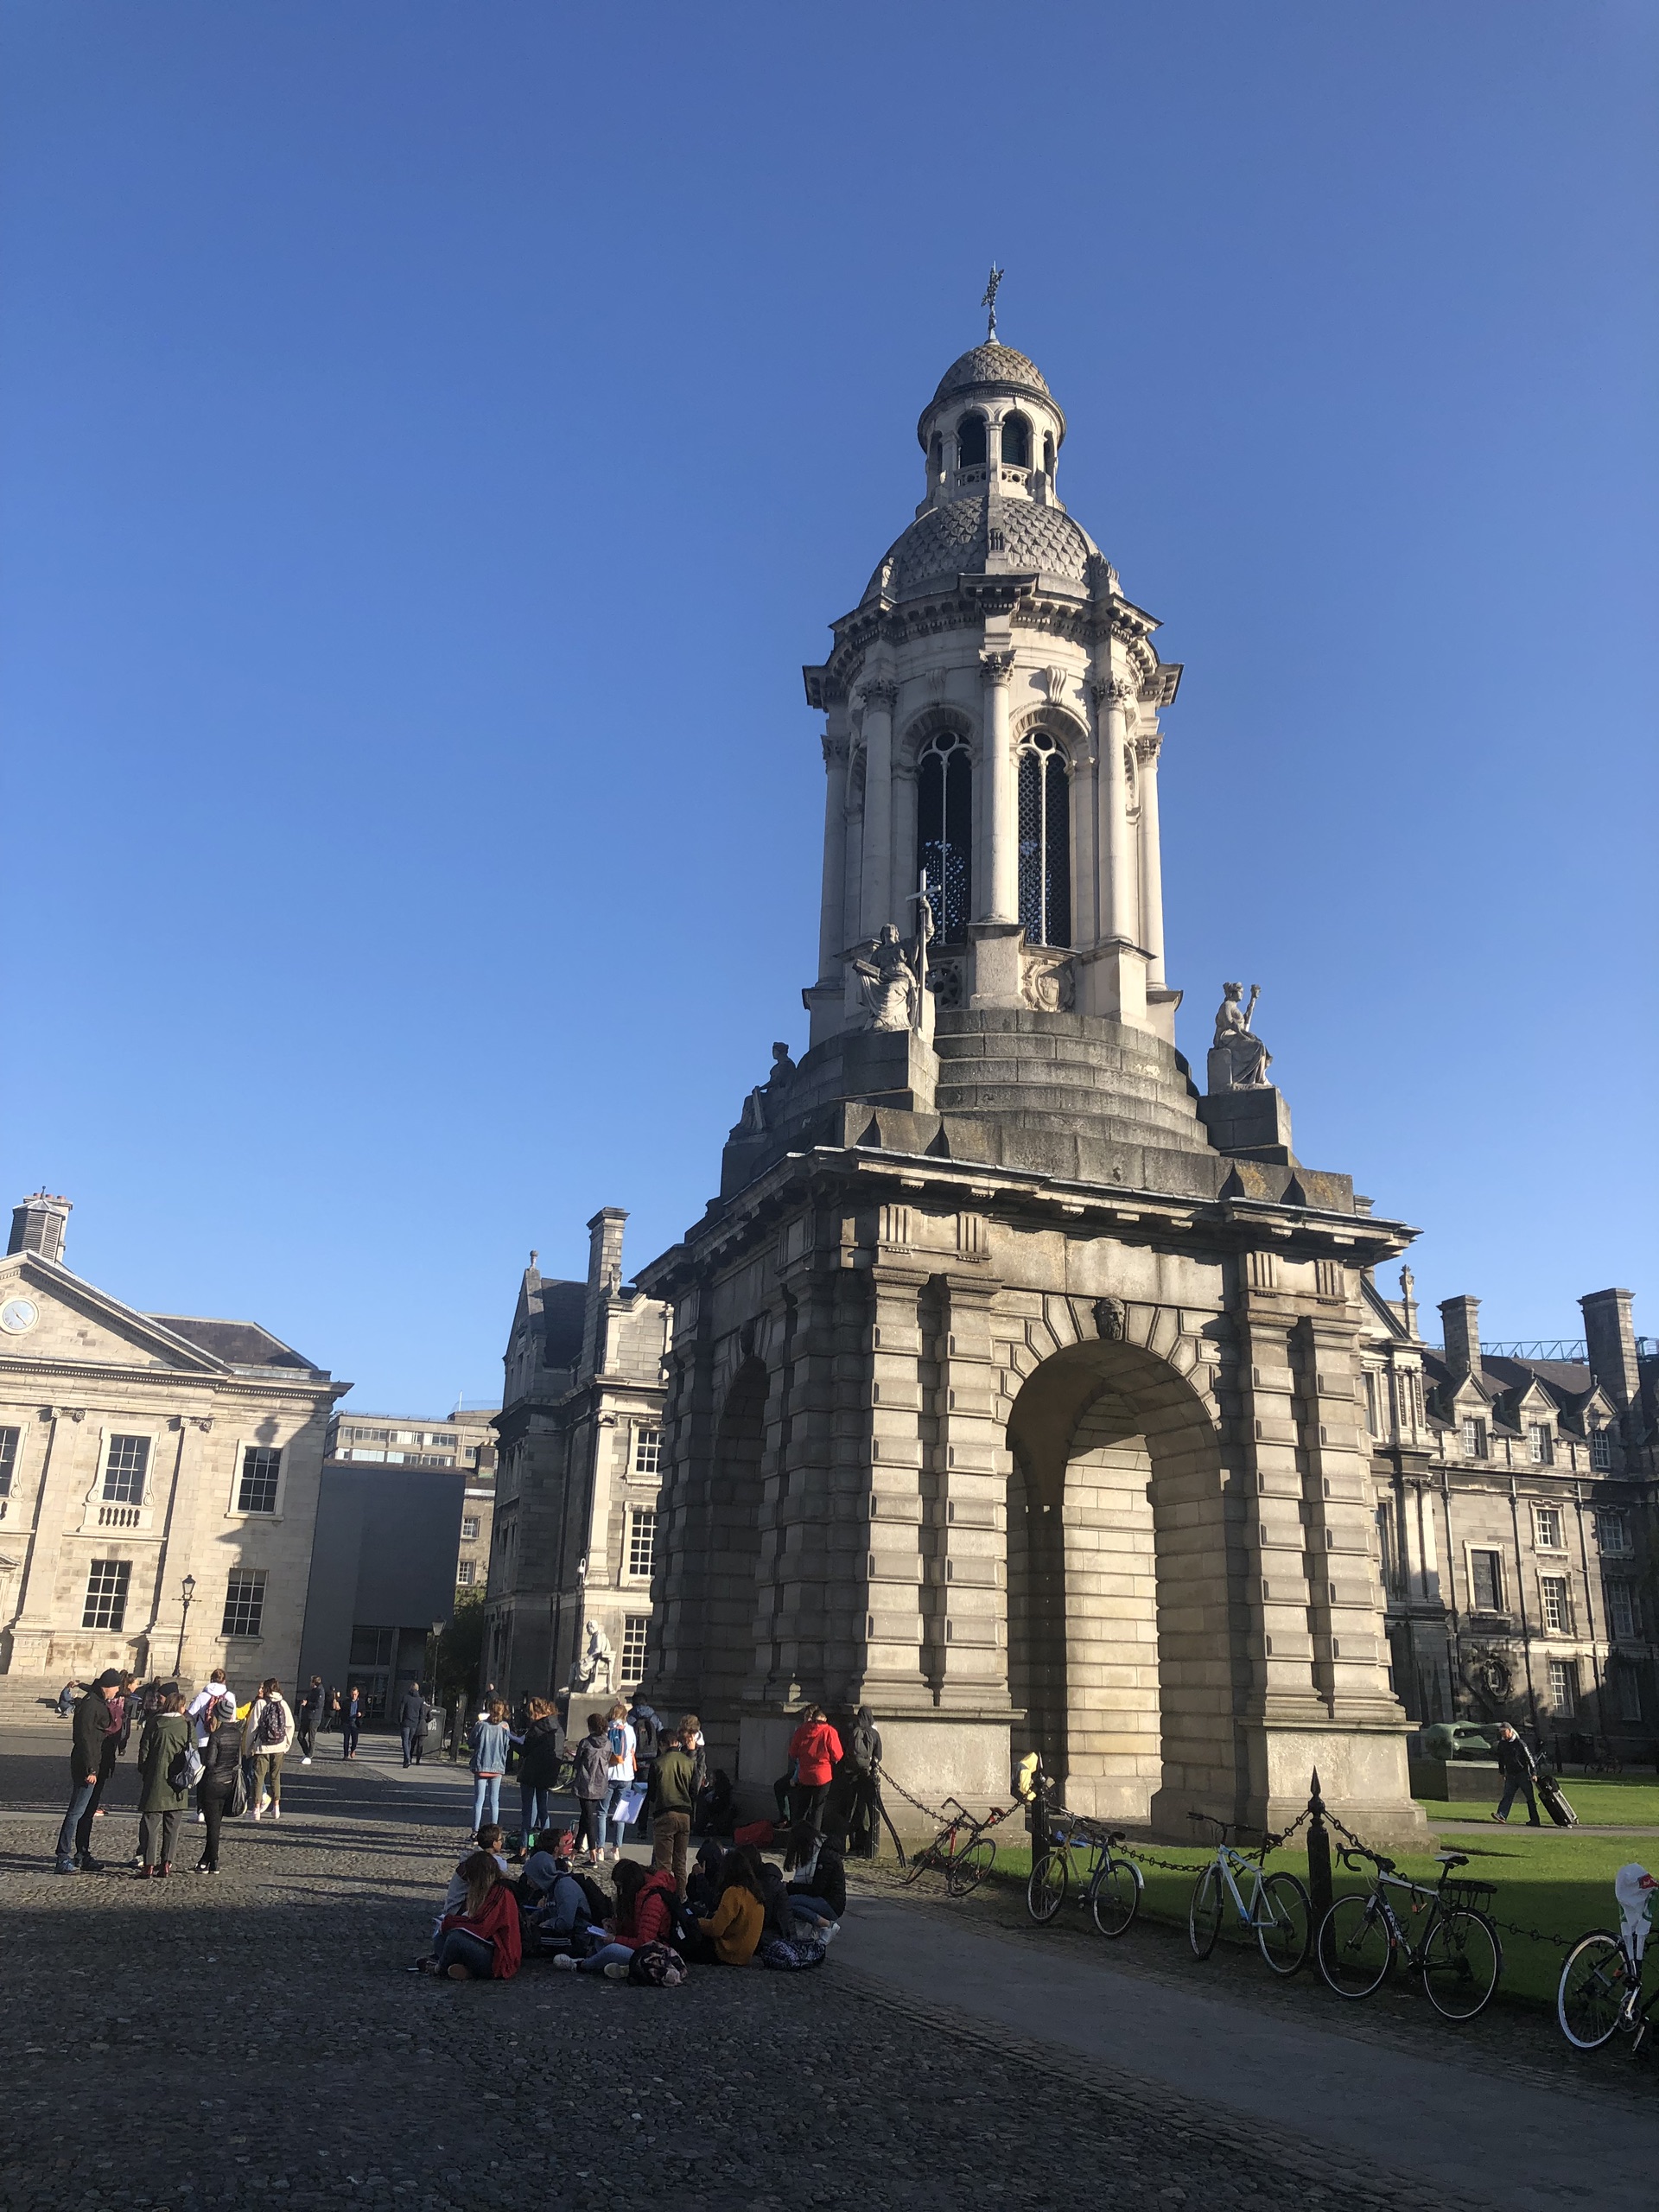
249, 1806, 263, 1821
551, 1954, 576, 1973
301, 1757, 312, 1765
820, 1920, 841, 1943
194, 1811, 206, 1822
270, 1806, 281, 1821
602, 1961, 629, 1980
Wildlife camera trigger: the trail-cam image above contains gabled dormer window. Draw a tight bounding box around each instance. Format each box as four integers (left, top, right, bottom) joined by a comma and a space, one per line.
1528, 1423, 1554, 1466
1460, 1416, 1489, 1459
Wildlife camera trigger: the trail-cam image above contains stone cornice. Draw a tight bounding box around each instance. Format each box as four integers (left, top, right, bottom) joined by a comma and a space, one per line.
636, 1143, 1416, 1303
0, 1355, 340, 1405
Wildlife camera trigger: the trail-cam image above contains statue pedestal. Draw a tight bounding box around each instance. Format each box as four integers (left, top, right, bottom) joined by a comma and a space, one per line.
1198, 1083, 1294, 1163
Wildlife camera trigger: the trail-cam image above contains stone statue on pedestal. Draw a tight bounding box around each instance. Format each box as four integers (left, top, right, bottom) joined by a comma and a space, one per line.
1208, 982, 1272, 1091
570, 1618, 613, 1695
852, 923, 924, 1032
738, 1042, 798, 1135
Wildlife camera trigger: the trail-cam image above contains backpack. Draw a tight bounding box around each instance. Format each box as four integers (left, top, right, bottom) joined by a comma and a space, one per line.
575, 1872, 612, 1924
607, 1720, 628, 1761
632, 1709, 662, 1762
627, 1941, 686, 1986
257, 1700, 286, 1745
168, 1741, 203, 1793
760, 1935, 828, 1972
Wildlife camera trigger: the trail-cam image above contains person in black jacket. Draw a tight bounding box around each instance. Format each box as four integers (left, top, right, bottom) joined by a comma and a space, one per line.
54, 1673, 119, 1873
513, 1699, 565, 1859
195, 1701, 243, 1873
1492, 1725, 1542, 1826
397, 1678, 428, 1769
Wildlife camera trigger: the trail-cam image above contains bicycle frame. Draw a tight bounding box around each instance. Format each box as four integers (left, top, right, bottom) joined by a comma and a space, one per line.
1211, 1842, 1274, 1929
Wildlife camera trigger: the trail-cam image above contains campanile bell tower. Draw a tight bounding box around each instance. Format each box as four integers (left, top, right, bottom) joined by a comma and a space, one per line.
803, 322, 1181, 1046
639, 308, 1427, 1852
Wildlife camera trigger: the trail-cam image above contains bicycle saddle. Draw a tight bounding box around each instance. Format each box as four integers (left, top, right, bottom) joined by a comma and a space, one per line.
1107, 1829, 1127, 1845
1435, 1851, 1470, 1868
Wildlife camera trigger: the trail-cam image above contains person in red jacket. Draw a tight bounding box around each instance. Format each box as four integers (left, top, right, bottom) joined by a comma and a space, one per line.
785, 1706, 844, 1865
423, 1852, 523, 1980
555, 1859, 678, 1979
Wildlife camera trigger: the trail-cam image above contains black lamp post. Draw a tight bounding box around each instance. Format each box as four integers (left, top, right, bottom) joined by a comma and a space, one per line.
173, 1573, 196, 1675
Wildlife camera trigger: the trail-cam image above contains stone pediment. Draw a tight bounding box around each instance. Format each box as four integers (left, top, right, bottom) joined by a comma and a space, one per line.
0, 1254, 230, 1377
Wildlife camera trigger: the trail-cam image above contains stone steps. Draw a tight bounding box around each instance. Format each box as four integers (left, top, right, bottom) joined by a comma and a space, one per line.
934, 1056, 1205, 1120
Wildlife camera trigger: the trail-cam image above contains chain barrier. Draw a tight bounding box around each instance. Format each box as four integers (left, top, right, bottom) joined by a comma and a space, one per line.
1322, 1802, 1576, 1953
873, 1763, 954, 1831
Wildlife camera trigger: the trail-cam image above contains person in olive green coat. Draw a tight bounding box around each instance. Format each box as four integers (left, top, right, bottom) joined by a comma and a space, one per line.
136, 1690, 192, 1877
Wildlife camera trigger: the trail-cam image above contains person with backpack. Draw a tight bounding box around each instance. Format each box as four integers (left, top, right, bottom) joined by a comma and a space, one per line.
467, 1700, 512, 1839
601, 1699, 637, 1866
421, 1850, 522, 1980
647, 1714, 701, 1897
514, 1698, 565, 1858
195, 1698, 244, 1873
570, 1711, 610, 1864
242, 1679, 295, 1820
551, 1858, 678, 1978
135, 1688, 194, 1877
54, 1670, 121, 1874
627, 1692, 663, 1832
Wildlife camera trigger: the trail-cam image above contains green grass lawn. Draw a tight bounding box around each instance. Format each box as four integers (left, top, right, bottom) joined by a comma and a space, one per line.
1416, 1771, 1659, 1828
980, 1822, 1658, 2008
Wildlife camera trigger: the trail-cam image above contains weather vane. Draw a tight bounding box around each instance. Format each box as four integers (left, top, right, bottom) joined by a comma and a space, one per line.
981, 263, 1004, 340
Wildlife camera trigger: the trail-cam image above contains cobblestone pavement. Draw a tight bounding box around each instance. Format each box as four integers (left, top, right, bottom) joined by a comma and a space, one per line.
0, 1726, 1583, 2212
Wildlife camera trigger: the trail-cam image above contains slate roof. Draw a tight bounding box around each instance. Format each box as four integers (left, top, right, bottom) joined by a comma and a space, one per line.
149, 1314, 321, 1372
539, 1280, 587, 1370
868, 492, 1099, 602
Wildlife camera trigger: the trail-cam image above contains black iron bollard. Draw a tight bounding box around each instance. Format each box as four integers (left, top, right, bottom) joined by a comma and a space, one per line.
1306, 1767, 1333, 1944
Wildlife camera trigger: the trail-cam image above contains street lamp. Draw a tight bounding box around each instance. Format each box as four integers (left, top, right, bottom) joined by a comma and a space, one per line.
173, 1573, 196, 1675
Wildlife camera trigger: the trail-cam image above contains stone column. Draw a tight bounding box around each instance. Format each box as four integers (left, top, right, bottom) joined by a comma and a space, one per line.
1135, 732, 1165, 989
817, 732, 849, 982
857, 1235, 933, 1708
980, 653, 1017, 922
858, 680, 898, 938
1099, 677, 1135, 944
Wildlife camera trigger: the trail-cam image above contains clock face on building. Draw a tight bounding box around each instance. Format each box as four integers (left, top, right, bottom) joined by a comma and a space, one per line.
0, 1297, 40, 1336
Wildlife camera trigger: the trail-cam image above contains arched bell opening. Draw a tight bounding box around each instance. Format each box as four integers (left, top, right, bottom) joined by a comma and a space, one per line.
1005, 1337, 1237, 1825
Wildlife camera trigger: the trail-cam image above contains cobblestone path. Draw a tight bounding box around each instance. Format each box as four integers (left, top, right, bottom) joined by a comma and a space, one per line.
0, 1730, 1541, 2212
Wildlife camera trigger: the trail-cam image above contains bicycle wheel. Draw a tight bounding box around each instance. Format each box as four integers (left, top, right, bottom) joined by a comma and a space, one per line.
1255, 1871, 1312, 1976
1027, 1849, 1069, 1924
1319, 1893, 1392, 1999
1421, 1908, 1502, 2023
1090, 1857, 1140, 1938
945, 1837, 995, 1897
1557, 1932, 1631, 2050
1188, 1864, 1224, 1958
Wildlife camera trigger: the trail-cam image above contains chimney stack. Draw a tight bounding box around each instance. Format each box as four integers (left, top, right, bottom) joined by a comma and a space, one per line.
1580, 1287, 1638, 1411
8, 1192, 71, 1267
1440, 1294, 1481, 1383
580, 1207, 629, 1379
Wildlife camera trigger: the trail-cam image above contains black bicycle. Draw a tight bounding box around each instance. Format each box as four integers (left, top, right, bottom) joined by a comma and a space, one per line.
1319, 1848, 1503, 2021
901, 1796, 1013, 1897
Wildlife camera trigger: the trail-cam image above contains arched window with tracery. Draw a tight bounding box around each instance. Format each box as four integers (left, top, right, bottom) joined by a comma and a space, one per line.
1001, 412, 1032, 468
957, 413, 988, 468
916, 731, 972, 943
1018, 731, 1071, 947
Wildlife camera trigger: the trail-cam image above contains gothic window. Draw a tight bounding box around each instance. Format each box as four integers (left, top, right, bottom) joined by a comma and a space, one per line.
1017, 732, 1071, 947
1000, 412, 1032, 468
956, 412, 987, 468
917, 732, 972, 942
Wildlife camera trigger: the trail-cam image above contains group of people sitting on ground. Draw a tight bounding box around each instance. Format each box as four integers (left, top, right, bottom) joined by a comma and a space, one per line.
416, 1817, 847, 1984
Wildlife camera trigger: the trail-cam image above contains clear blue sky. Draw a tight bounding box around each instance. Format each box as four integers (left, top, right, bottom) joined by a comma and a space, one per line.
3, 3, 1654, 1408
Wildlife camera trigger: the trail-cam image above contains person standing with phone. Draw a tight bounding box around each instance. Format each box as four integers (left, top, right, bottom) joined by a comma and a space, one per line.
601, 1699, 637, 1866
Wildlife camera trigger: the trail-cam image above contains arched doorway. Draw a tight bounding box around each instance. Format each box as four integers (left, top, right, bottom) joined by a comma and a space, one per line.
1005, 1333, 1239, 1826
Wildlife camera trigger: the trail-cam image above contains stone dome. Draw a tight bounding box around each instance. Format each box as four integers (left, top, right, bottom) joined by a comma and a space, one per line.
929, 341, 1053, 408
867, 492, 1100, 602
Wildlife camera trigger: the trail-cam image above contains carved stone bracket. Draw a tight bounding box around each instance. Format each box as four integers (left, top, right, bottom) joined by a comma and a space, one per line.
1020, 944, 1076, 1013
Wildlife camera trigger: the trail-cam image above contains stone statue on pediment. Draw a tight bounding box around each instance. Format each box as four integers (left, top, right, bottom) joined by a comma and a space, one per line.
571, 1618, 613, 1694
852, 923, 922, 1032
1208, 982, 1272, 1091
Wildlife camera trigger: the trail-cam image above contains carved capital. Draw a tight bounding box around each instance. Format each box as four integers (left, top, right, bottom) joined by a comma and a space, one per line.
859, 679, 899, 713
1091, 675, 1135, 712
979, 652, 1015, 684
1134, 731, 1162, 765
821, 734, 849, 766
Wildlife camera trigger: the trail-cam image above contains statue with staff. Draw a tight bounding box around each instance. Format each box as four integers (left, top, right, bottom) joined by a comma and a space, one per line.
849, 875, 935, 1033
1210, 982, 1273, 1090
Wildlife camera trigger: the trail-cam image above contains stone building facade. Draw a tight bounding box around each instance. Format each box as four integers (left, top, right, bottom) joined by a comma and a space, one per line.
0, 1192, 342, 1689
482, 1211, 670, 1707
1365, 1278, 1658, 1751
638, 327, 1433, 1841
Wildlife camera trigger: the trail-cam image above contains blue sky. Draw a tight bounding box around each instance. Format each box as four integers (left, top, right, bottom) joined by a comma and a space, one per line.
3, 3, 1654, 1408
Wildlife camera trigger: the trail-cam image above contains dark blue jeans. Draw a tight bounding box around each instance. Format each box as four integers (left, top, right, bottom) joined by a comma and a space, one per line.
55, 1777, 99, 1869
1496, 1773, 1540, 1823
519, 1779, 551, 1841
434, 1929, 495, 1978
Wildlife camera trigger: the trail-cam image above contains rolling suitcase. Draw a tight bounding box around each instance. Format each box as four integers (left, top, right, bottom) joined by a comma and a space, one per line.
1538, 1770, 1578, 1828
